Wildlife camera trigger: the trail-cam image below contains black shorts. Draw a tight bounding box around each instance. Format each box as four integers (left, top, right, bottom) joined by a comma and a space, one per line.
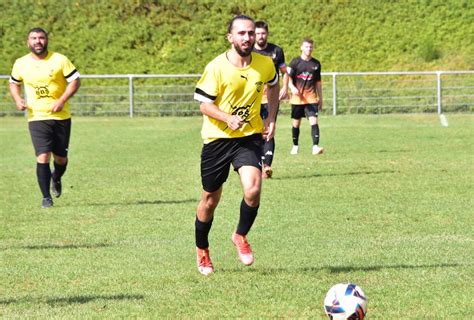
28, 119, 71, 157
201, 134, 263, 193
291, 104, 318, 119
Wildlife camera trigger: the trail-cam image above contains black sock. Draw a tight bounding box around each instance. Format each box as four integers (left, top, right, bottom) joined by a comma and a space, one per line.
37, 163, 52, 198
311, 124, 320, 145
292, 127, 300, 146
263, 138, 275, 166
195, 217, 213, 249
236, 199, 259, 236
52, 161, 67, 181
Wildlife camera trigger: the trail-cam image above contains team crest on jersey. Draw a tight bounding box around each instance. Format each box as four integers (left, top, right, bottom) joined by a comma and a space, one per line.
35, 85, 51, 99
255, 81, 264, 93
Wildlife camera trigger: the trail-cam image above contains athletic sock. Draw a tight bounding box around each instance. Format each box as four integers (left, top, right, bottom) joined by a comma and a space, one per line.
195, 217, 213, 249
292, 127, 300, 146
263, 138, 275, 166
36, 163, 52, 198
311, 124, 320, 145
52, 161, 67, 181
236, 199, 259, 236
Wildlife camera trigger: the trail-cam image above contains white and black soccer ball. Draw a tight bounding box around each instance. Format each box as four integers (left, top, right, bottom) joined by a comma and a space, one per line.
324, 283, 368, 320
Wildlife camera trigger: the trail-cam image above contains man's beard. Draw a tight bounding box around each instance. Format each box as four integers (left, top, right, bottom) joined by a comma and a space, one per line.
30, 44, 48, 56
257, 39, 267, 48
235, 42, 254, 57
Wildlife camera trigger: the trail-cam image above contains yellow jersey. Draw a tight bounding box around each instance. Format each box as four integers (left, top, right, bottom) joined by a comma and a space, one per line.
10, 51, 80, 121
194, 51, 277, 143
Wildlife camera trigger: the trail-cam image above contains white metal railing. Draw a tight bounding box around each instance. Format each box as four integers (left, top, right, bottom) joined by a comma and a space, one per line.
1, 71, 473, 117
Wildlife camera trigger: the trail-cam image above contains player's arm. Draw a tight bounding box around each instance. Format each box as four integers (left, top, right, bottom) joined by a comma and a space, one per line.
315, 80, 323, 111
264, 81, 279, 141
51, 78, 81, 113
199, 102, 243, 130
9, 82, 27, 111
278, 65, 289, 100
286, 69, 300, 97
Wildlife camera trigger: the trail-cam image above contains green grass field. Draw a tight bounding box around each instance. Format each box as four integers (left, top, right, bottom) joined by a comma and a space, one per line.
1, 114, 472, 319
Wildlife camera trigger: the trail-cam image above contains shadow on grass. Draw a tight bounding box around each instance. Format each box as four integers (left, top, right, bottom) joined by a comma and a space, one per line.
1, 243, 111, 251
46, 294, 144, 306
221, 262, 466, 274
272, 169, 397, 181
83, 198, 197, 207
0, 294, 144, 306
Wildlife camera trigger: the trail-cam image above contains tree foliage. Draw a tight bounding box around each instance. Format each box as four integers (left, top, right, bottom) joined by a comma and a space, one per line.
1, 0, 472, 75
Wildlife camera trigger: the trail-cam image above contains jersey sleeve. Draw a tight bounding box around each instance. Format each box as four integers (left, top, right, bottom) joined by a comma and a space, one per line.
194, 62, 219, 103
62, 57, 80, 82
315, 61, 322, 82
276, 47, 286, 71
287, 58, 297, 77
9, 60, 23, 84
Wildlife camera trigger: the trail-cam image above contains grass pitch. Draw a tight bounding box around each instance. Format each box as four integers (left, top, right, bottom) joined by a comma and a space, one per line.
0, 114, 472, 319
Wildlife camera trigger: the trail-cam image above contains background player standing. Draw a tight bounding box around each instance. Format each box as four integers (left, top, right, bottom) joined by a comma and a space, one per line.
284, 38, 324, 155
193, 15, 279, 275
253, 20, 288, 179
9, 27, 80, 208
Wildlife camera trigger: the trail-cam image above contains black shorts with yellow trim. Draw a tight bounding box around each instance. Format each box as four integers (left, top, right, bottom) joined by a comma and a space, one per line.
28, 119, 71, 157
201, 134, 263, 193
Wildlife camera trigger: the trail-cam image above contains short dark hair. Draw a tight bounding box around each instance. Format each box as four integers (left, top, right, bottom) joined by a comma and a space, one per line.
227, 15, 255, 34
302, 37, 313, 45
255, 20, 269, 32
28, 27, 48, 38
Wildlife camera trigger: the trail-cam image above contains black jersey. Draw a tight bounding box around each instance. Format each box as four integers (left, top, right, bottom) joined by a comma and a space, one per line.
288, 57, 321, 105
253, 43, 286, 75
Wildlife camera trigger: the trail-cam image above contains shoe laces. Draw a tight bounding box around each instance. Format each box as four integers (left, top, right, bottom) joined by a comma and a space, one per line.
235, 235, 252, 254
198, 249, 213, 268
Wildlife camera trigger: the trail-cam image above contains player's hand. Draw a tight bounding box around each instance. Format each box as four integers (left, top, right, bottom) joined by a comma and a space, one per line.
226, 115, 244, 130
279, 87, 288, 100
290, 87, 300, 96
51, 100, 65, 113
318, 100, 323, 111
15, 99, 27, 111
263, 119, 276, 141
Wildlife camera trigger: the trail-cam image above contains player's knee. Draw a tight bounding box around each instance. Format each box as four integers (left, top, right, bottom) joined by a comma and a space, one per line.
36, 152, 51, 163
243, 185, 261, 205
203, 194, 220, 211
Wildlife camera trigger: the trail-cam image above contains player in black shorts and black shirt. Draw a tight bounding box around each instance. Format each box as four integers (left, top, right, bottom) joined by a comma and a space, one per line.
253, 20, 289, 178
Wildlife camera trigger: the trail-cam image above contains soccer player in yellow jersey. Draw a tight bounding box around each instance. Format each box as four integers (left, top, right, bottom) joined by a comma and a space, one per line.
193, 15, 279, 275
9, 27, 80, 208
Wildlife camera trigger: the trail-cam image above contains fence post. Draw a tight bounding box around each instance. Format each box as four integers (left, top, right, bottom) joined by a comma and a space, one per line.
436, 71, 442, 114
129, 75, 134, 118
332, 73, 337, 116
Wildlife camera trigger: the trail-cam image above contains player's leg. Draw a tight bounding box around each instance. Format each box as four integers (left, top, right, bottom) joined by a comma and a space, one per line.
291, 105, 304, 154
260, 103, 273, 178
195, 139, 232, 275
29, 120, 54, 208
232, 135, 263, 265
51, 119, 71, 198
306, 104, 323, 155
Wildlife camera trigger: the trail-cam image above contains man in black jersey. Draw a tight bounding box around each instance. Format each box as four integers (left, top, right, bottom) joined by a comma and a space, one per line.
253, 21, 288, 179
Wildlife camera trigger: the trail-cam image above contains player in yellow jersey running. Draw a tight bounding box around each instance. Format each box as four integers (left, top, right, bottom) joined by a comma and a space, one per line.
9, 27, 80, 208
193, 15, 279, 275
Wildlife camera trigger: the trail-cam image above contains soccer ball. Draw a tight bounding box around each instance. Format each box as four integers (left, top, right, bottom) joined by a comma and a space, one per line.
324, 283, 368, 320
